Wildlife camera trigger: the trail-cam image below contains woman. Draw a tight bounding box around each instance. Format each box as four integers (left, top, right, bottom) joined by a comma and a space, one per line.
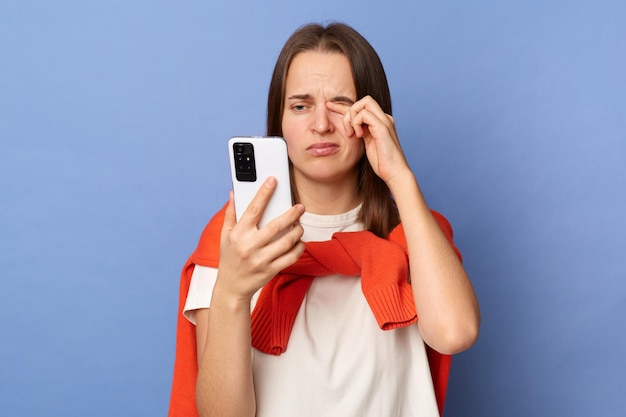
169, 22, 480, 417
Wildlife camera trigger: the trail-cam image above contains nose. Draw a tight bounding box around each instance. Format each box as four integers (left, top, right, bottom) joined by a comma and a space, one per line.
312, 104, 334, 134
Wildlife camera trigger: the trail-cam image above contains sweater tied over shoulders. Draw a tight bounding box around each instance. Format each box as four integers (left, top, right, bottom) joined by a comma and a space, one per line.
168, 203, 461, 417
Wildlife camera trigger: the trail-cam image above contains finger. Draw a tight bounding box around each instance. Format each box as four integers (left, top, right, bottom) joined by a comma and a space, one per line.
264, 225, 306, 271
350, 104, 386, 129
351, 98, 394, 135
271, 240, 306, 272
352, 103, 398, 138
222, 191, 237, 231
239, 176, 277, 227
325, 100, 350, 116
350, 96, 389, 122
349, 108, 383, 139
325, 101, 355, 137
346, 98, 386, 138
258, 203, 305, 242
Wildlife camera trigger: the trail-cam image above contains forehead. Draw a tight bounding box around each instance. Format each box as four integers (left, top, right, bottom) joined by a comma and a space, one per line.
285, 51, 355, 96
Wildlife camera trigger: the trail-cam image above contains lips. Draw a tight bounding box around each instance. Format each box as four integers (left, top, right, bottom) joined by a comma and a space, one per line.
306, 142, 339, 156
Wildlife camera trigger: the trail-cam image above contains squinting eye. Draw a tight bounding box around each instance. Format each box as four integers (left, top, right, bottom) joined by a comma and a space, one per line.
293, 105, 306, 112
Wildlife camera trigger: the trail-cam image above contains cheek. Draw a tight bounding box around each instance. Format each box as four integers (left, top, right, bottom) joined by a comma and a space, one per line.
281, 111, 301, 137
348, 135, 365, 154
281, 126, 294, 147
281, 118, 300, 158
329, 112, 348, 136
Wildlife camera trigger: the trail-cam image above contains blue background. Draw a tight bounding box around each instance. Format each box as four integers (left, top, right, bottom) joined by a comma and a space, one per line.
1, 1, 624, 416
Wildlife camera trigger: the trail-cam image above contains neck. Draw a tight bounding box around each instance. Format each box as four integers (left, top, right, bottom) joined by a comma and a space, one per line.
294, 175, 361, 215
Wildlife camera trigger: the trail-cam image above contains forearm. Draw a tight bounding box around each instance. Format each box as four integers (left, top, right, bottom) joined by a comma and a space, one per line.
196, 284, 256, 417
388, 171, 480, 354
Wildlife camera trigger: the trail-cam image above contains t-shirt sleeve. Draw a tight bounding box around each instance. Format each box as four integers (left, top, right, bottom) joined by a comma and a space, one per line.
183, 264, 218, 325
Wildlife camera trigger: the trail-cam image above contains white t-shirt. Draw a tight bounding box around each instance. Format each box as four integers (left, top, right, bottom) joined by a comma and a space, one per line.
184, 205, 440, 417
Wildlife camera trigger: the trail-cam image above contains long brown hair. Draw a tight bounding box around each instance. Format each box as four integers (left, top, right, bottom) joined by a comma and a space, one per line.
266, 22, 400, 238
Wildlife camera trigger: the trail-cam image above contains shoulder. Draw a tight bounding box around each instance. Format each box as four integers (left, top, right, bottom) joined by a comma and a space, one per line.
189, 202, 228, 267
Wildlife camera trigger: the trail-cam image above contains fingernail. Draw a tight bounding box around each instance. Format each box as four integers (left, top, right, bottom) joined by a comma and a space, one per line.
264, 176, 277, 187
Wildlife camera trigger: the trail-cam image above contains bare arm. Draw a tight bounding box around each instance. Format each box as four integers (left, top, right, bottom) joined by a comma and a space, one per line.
330, 97, 480, 354
195, 179, 305, 417
387, 172, 480, 354
195, 299, 255, 417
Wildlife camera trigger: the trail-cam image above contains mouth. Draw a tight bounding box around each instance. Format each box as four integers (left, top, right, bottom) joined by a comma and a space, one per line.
306, 142, 339, 156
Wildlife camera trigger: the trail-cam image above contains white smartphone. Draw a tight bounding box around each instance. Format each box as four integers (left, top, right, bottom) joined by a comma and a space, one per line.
228, 136, 292, 228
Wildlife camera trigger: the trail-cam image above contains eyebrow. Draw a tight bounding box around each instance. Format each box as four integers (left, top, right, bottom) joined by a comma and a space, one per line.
287, 94, 313, 101
287, 94, 355, 105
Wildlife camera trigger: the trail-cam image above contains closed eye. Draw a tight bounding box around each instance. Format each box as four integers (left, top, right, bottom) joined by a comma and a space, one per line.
329, 96, 355, 106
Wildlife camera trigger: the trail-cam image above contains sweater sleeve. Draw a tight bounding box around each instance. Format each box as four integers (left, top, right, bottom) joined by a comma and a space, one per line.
168, 203, 227, 417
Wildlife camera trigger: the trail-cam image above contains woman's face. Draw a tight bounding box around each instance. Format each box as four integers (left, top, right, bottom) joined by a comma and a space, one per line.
281, 51, 364, 188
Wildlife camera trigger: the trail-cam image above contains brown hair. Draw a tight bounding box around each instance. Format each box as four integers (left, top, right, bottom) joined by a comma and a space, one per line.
266, 22, 400, 237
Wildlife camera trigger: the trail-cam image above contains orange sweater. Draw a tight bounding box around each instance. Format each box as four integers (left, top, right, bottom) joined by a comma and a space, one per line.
168, 204, 460, 416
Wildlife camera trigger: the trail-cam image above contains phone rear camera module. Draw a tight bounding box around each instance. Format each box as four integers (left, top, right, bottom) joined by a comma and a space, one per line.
233, 142, 256, 182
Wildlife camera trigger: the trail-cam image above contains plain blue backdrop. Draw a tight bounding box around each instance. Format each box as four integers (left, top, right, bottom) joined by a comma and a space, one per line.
1, 1, 624, 416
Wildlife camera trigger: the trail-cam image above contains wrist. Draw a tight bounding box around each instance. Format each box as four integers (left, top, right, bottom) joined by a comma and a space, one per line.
212, 280, 254, 313
387, 171, 433, 216
386, 168, 418, 195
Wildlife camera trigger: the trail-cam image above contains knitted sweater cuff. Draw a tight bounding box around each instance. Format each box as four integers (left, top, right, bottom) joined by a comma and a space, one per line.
251, 307, 300, 355
366, 282, 418, 330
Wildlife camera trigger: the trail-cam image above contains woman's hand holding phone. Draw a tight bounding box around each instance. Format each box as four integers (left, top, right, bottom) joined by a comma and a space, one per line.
215, 179, 305, 302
